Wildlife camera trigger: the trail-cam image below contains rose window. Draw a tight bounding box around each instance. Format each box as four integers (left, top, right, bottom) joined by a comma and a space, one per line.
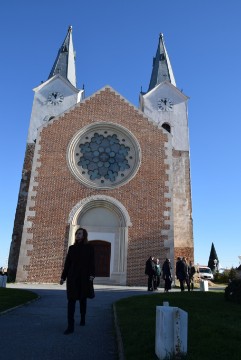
77, 133, 131, 182
67, 122, 141, 189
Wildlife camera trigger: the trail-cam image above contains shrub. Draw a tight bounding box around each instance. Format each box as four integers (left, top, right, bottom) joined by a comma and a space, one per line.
214, 267, 237, 284
225, 279, 241, 304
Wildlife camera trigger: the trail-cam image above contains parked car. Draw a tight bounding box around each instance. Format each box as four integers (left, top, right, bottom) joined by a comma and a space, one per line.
198, 266, 214, 280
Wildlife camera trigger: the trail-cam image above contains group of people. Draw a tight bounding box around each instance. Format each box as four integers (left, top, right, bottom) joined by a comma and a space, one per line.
176, 257, 196, 291
145, 256, 196, 292
145, 256, 172, 292
58, 228, 198, 334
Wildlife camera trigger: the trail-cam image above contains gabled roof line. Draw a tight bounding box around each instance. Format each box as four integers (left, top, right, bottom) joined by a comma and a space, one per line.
144, 80, 189, 100
39, 85, 165, 133
33, 74, 80, 93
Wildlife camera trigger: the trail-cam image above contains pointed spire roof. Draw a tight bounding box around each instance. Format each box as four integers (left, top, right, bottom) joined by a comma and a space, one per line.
48, 26, 77, 87
148, 33, 176, 91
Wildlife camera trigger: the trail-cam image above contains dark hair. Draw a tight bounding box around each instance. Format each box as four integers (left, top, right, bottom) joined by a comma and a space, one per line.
75, 227, 88, 244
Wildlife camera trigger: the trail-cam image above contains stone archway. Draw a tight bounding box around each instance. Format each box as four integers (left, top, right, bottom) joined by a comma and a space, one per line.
68, 195, 131, 285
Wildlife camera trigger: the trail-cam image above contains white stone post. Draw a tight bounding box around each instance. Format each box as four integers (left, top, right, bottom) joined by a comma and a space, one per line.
155, 303, 188, 360
200, 279, 209, 291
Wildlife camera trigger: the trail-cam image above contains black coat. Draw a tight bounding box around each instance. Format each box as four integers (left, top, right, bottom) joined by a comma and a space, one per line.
176, 259, 188, 281
61, 243, 95, 300
162, 260, 172, 278
145, 257, 155, 276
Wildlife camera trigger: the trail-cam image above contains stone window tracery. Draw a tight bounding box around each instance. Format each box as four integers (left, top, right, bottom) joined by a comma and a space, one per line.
67, 122, 141, 189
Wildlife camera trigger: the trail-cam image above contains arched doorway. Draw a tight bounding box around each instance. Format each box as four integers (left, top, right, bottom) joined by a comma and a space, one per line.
68, 195, 131, 285
91, 240, 111, 277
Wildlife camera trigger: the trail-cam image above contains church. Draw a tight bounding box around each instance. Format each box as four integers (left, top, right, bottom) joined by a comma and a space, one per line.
8, 26, 194, 285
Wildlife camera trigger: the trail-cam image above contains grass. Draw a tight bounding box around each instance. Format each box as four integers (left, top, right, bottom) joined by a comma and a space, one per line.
0, 288, 38, 312
115, 291, 241, 360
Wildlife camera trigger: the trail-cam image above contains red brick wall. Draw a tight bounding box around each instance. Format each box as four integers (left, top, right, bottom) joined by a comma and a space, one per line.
22, 88, 172, 285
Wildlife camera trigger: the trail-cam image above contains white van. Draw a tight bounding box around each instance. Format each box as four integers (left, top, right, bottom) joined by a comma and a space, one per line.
198, 266, 213, 280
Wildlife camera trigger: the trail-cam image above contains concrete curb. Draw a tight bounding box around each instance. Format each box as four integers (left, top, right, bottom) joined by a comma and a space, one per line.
113, 303, 126, 360
0, 295, 40, 316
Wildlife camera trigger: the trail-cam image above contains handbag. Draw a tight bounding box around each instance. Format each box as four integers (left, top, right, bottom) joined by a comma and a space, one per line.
87, 280, 95, 299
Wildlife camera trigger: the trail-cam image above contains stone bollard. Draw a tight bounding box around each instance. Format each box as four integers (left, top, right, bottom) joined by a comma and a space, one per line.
200, 279, 208, 291
155, 302, 188, 360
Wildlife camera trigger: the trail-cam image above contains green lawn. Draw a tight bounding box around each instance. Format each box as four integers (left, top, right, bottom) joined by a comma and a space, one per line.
0, 288, 38, 312
115, 291, 241, 360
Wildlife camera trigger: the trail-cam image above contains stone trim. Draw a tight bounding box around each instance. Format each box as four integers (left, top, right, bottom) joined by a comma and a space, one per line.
68, 194, 132, 227
67, 121, 142, 189
162, 138, 174, 266
16, 135, 42, 281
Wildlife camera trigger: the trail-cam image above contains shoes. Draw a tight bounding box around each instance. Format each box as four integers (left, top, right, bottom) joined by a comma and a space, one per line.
63, 328, 74, 335
148, 288, 153, 291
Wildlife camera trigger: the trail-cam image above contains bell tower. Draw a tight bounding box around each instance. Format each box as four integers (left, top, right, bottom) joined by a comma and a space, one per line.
8, 26, 84, 280
139, 33, 194, 262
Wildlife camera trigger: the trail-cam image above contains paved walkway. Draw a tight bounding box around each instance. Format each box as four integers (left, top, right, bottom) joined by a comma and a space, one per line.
0, 283, 150, 360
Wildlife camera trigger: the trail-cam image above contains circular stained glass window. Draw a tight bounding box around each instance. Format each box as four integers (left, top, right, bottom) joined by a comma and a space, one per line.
67, 122, 141, 189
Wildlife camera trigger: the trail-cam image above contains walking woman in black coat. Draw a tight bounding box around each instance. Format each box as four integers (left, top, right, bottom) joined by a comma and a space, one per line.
60, 228, 95, 334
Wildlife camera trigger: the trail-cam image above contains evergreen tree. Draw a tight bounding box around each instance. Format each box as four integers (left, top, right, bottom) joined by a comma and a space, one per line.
208, 243, 219, 272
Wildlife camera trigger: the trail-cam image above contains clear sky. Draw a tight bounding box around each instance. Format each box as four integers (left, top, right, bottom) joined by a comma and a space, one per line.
1, 0, 241, 270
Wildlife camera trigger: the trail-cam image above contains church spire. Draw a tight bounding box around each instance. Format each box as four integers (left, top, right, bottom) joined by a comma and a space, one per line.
48, 26, 77, 87
148, 33, 176, 91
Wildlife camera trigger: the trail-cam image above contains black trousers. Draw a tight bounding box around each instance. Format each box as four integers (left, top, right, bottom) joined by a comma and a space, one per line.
179, 278, 190, 291
67, 298, 87, 328
154, 275, 160, 289
148, 275, 154, 290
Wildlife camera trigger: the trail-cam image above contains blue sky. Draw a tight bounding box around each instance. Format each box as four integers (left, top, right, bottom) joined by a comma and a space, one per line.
1, 0, 241, 269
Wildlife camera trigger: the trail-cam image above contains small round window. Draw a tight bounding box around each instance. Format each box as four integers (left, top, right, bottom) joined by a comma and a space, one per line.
67, 122, 141, 189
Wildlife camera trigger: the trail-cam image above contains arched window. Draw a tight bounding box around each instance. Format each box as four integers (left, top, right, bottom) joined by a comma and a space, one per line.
162, 123, 171, 133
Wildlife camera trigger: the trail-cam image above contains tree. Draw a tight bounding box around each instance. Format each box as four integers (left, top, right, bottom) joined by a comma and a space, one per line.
208, 243, 219, 272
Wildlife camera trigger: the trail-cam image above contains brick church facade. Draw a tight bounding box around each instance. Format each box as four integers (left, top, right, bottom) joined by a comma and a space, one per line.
8, 27, 194, 285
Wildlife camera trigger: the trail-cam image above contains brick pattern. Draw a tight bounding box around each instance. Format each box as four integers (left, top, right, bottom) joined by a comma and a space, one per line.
15, 88, 193, 285
8, 144, 35, 280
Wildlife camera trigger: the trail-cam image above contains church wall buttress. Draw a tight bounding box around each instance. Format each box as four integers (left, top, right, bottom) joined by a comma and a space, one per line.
8, 144, 35, 280
172, 149, 194, 261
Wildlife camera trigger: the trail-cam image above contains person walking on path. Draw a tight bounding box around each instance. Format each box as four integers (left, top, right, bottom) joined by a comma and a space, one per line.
189, 261, 196, 290
162, 258, 172, 292
60, 227, 95, 334
176, 257, 185, 291
145, 256, 155, 291
153, 258, 161, 290
182, 257, 191, 291
176, 257, 190, 291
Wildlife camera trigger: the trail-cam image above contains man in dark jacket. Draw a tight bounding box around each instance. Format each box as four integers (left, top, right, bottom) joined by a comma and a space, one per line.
176, 257, 186, 291
145, 256, 155, 291
60, 228, 95, 334
176, 257, 190, 291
